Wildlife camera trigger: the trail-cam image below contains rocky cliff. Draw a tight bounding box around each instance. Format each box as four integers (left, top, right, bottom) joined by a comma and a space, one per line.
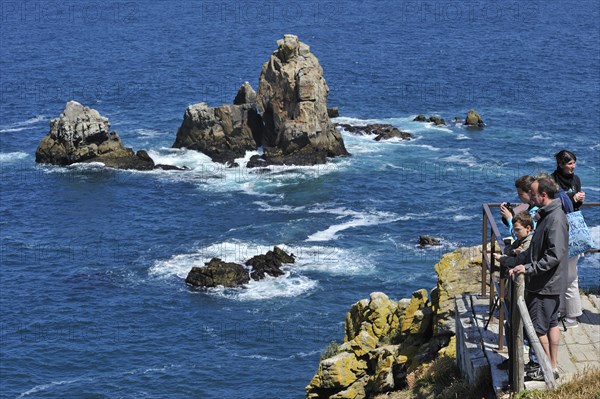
306, 246, 482, 399
35, 101, 155, 170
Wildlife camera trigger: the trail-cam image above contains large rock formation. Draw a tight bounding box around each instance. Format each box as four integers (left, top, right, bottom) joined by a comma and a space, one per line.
306, 246, 483, 399
254, 34, 349, 166
172, 82, 263, 165
35, 101, 154, 170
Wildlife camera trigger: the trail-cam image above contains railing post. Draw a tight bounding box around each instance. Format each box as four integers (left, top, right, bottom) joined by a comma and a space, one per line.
517, 295, 556, 389
509, 274, 524, 392
498, 277, 505, 350
481, 207, 488, 298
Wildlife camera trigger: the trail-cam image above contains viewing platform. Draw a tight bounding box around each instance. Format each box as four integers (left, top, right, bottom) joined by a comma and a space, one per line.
455, 202, 600, 397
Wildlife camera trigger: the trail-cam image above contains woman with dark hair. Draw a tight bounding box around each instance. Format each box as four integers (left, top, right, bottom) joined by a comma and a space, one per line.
552, 150, 585, 209
551, 149, 584, 329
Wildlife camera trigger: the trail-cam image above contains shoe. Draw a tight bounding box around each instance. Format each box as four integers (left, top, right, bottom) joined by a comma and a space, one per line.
525, 361, 540, 373
562, 317, 579, 329
525, 367, 559, 381
526, 367, 545, 381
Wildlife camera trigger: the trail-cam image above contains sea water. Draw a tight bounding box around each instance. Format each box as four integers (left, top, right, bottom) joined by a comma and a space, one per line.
1, 1, 599, 398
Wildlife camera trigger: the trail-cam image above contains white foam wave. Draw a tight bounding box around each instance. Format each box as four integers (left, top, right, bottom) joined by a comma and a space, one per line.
526, 156, 553, 164
146, 147, 343, 197
423, 123, 453, 133
0, 115, 48, 133
253, 201, 306, 213
17, 377, 91, 398
284, 244, 376, 275
134, 128, 165, 137
584, 186, 600, 192
440, 149, 477, 167
212, 272, 317, 301
456, 134, 470, 140
0, 151, 28, 163
453, 214, 477, 221
408, 143, 440, 151
306, 210, 400, 242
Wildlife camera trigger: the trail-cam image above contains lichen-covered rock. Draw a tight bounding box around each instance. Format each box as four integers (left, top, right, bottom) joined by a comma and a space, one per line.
35, 101, 154, 170
306, 246, 482, 399
464, 109, 485, 127
433, 246, 482, 335
256, 34, 349, 165
308, 351, 367, 391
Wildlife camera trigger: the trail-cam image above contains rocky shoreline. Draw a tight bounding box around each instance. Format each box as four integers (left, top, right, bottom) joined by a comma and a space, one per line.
306, 245, 483, 399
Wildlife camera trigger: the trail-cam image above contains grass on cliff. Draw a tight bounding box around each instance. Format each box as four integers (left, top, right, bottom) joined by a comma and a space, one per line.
374, 355, 494, 399
514, 368, 600, 399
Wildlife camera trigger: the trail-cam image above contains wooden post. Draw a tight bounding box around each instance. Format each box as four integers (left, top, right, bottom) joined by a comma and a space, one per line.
517, 295, 556, 389
490, 232, 497, 310
510, 274, 525, 392
482, 208, 488, 298
498, 277, 505, 350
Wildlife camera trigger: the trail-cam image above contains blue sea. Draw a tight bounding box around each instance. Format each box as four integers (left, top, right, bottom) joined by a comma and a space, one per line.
1, 1, 599, 398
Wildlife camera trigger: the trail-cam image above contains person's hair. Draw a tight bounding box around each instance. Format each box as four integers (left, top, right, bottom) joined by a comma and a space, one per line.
512, 211, 533, 230
554, 149, 576, 166
534, 174, 558, 199
514, 175, 534, 192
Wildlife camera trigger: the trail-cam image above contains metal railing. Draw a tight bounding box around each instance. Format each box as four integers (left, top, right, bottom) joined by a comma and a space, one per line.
481, 202, 600, 393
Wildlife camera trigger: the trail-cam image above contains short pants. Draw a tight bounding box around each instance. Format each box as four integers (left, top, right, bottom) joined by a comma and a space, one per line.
526, 292, 560, 335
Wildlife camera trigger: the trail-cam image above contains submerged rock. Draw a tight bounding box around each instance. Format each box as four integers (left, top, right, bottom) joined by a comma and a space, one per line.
245, 246, 295, 280
185, 246, 295, 288
35, 101, 154, 170
412, 114, 446, 126
336, 123, 412, 141
418, 235, 441, 247
256, 34, 349, 166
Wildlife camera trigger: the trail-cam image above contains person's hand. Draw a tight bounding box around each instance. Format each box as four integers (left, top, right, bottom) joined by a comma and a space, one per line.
500, 203, 512, 220
513, 248, 522, 255
493, 253, 502, 261
574, 191, 585, 203
508, 264, 525, 277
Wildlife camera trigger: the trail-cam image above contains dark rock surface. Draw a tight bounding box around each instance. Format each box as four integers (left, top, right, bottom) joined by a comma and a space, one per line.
186, 258, 250, 288
418, 235, 442, 247
245, 246, 295, 280
412, 115, 446, 126
35, 101, 154, 170
327, 107, 340, 118
336, 123, 413, 141
185, 247, 295, 288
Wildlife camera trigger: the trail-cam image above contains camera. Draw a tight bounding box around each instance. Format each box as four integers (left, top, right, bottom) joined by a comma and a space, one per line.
504, 202, 515, 216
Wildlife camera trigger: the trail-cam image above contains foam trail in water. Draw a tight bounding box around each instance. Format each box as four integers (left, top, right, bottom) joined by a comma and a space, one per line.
0, 115, 48, 133
306, 209, 401, 242
0, 152, 28, 163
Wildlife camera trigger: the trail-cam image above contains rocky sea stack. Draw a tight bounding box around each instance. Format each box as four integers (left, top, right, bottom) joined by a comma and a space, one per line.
35, 101, 155, 170
173, 34, 349, 167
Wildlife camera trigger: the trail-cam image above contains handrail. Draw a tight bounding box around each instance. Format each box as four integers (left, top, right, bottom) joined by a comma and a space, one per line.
482, 201, 600, 393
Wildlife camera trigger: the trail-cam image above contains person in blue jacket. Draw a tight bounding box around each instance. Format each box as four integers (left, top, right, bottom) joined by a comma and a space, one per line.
500, 175, 538, 239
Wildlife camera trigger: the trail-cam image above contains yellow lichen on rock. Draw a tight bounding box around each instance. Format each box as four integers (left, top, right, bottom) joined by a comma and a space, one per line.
308, 351, 367, 390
